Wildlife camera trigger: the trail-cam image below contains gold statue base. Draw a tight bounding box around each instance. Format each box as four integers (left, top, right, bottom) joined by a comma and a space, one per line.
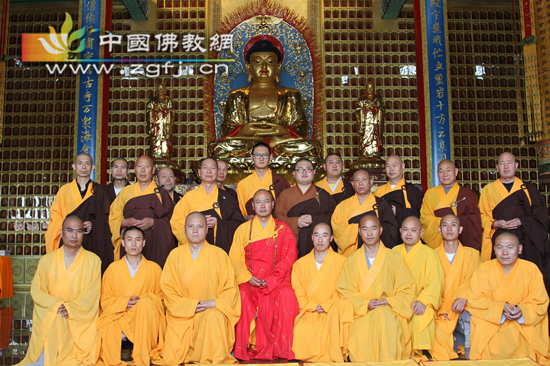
351, 156, 386, 170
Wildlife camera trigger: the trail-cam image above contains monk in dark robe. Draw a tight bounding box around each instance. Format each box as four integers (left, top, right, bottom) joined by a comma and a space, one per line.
479, 152, 550, 293
275, 158, 336, 258
236, 142, 290, 219
217, 160, 238, 202
421, 160, 482, 251
315, 153, 355, 205
110, 155, 175, 268
45, 153, 113, 273
105, 158, 130, 205
332, 168, 398, 257
374, 154, 423, 244
171, 158, 244, 253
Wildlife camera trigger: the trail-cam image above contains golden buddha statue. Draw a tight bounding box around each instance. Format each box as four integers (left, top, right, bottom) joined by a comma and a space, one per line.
352, 80, 385, 169
146, 83, 175, 163
208, 35, 321, 165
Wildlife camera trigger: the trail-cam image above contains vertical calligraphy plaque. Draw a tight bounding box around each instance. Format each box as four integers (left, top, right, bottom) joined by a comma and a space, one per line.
76, 0, 105, 179
421, 0, 452, 187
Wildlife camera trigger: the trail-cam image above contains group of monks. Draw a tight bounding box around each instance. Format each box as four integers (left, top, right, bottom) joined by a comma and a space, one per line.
17, 141, 550, 365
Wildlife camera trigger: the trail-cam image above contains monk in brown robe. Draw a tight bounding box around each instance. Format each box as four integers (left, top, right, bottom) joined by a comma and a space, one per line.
236, 142, 290, 219
479, 152, 550, 297
216, 160, 238, 202
45, 153, 113, 273
156, 167, 182, 205
275, 158, 336, 258
421, 159, 481, 251
374, 154, 423, 244
332, 168, 398, 256
110, 155, 175, 268
105, 158, 130, 205
315, 153, 354, 205
171, 158, 244, 253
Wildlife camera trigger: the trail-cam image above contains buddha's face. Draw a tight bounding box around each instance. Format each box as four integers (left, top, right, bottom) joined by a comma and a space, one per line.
246, 51, 281, 83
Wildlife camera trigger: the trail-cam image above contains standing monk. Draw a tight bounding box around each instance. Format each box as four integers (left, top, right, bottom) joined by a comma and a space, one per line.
105, 158, 130, 205
229, 189, 299, 360
236, 142, 290, 220
291, 223, 346, 362
478, 153, 549, 276
326, 215, 416, 362
431, 214, 481, 360
275, 158, 336, 258
157, 212, 240, 365
45, 153, 113, 273
110, 155, 175, 268
374, 154, 423, 243
156, 167, 182, 205
315, 153, 354, 205
97, 226, 165, 366
216, 160, 238, 201
468, 232, 549, 363
420, 159, 482, 251
171, 158, 244, 253
17, 216, 101, 366
393, 216, 444, 361
332, 168, 398, 256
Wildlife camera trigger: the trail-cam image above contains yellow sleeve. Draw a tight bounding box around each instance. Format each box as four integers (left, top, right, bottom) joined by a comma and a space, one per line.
384, 254, 416, 320
456, 249, 481, 301
291, 260, 317, 314
420, 191, 442, 247
416, 249, 445, 310
331, 201, 358, 257
228, 223, 252, 284
236, 181, 248, 216
44, 191, 65, 253
160, 250, 200, 319
171, 198, 189, 246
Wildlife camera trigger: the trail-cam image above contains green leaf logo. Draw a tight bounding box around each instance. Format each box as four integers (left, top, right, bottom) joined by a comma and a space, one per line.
37, 13, 85, 60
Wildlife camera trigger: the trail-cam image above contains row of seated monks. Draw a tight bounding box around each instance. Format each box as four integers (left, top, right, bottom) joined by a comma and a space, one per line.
17, 141, 550, 365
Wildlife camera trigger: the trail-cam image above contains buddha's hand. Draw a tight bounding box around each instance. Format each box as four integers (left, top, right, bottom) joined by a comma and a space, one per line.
240, 122, 289, 137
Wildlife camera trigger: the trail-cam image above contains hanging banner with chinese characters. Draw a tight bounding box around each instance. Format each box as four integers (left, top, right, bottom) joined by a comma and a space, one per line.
76, 0, 104, 178
422, 0, 451, 186
0, 0, 9, 143
520, 0, 543, 142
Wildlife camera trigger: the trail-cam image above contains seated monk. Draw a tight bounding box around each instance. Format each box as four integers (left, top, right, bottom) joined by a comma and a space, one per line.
207, 35, 321, 160
275, 158, 336, 258
332, 168, 398, 256
17, 215, 101, 366
432, 214, 481, 360
393, 216, 444, 361
97, 226, 165, 366
291, 223, 346, 362
156, 212, 241, 365
109, 155, 175, 268
326, 215, 416, 362
229, 189, 299, 360
468, 232, 550, 363
171, 158, 244, 253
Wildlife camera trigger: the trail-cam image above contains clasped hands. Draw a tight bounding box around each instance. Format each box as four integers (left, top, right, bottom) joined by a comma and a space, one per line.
503, 302, 523, 321
493, 218, 522, 230
368, 298, 389, 310
122, 217, 154, 230
248, 276, 267, 288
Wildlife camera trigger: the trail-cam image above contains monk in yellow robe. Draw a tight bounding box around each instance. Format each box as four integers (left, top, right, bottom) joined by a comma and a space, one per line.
45, 153, 112, 273
332, 168, 398, 257
393, 216, 444, 361
468, 232, 550, 363
110, 155, 175, 267
420, 159, 482, 251
315, 153, 354, 205
291, 223, 346, 362
97, 226, 165, 366
171, 158, 244, 253
326, 215, 416, 362
235, 142, 290, 219
431, 214, 481, 360
17, 215, 101, 366
229, 189, 299, 360
155, 212, 240, 365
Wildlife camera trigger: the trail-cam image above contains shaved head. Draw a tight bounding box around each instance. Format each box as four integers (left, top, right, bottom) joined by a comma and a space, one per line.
62, 215, 83, 229
440, 214, 460, 227
312, 222, 332, 235
402, 216, 421, 229
136, 155, 154, 166
438, 159, 455, 170
75, 153, 93, 164
359, 214, 380, 227
185, 211, 207, 226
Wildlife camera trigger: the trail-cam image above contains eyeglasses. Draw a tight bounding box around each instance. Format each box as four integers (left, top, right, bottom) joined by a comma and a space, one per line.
295, 167, 314, 173
252, 153, 270, 159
